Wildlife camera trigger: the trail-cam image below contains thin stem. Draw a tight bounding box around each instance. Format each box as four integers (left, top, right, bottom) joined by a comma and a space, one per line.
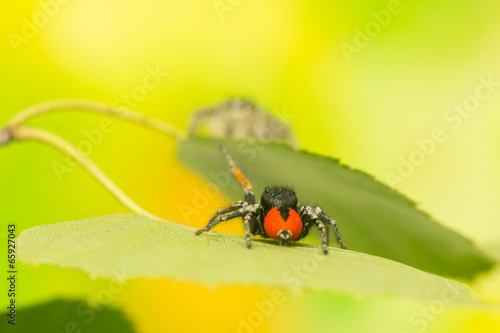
10, 126, 161, 221
8, 99, 185, 140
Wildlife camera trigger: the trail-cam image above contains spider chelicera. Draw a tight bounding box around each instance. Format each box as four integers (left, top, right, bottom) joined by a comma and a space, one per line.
195, 146, 347, 254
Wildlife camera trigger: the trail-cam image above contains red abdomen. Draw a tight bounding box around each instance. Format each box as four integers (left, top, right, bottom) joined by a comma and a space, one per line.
264, 207, 302, 241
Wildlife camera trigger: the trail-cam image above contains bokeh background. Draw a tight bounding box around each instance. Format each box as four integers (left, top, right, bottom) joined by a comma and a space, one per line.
1, 0, 500, 332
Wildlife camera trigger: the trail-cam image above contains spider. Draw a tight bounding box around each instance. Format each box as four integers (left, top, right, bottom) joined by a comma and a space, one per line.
195, 146, 347, 254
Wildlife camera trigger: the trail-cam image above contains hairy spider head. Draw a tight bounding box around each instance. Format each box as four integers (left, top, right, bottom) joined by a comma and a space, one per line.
261, 187, 302, 242
260, 186, 298, 212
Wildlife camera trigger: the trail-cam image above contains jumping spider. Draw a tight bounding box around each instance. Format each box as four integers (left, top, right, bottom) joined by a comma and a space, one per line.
195, 146, 347, 254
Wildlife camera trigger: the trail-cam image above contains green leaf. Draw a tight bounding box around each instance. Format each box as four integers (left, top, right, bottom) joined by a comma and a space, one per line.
0, 299, 136, 332
18, 213, 479, 303
177, 138, 494, 279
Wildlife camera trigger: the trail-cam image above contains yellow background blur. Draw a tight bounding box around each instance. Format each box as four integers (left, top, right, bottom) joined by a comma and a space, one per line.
1, 0, 500, 332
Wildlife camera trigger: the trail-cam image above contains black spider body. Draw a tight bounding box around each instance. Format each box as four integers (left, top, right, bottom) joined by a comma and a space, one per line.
195, 146, 347, 254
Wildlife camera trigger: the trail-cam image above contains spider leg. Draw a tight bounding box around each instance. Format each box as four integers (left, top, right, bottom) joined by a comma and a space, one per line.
220, 145, 256, 204
313, 219, 329, 254
299, 206, 347, 253
299, 206, 330, 254
317, 210, 347, 250
195, 203, 261, 248
203, 201, 247, 227
243, 212, 254, 249
195, 208, 248, 235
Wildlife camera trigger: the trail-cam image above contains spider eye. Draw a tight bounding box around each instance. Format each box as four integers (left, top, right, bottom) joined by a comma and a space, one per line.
265, 189, 269, 193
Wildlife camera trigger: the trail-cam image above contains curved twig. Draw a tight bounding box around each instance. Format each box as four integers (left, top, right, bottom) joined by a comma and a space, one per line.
8, 99, 185, 140
9, 126, 161, 221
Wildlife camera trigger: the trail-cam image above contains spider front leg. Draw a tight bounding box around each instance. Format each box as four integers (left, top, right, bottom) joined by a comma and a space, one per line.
299, 206, 347, 254
243, 212, 256, 249
195, 201, 248, 235
195, 203, 261, 249
317, 209, 347, 250
220, 145, 256, 204
313, 219, 329, 254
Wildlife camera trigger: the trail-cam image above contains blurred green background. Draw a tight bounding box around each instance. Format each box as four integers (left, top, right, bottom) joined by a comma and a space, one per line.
1, 0, 500, 332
